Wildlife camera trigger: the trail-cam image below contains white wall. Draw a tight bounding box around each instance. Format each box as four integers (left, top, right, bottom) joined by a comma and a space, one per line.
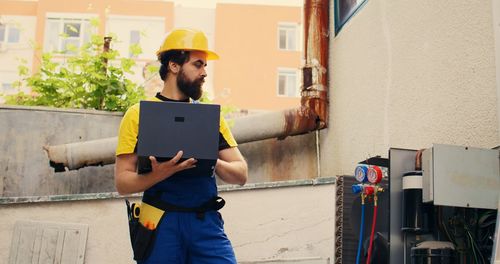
493, 0, 500, 143
0, 184, 335, 263
225, 185, 335, 261
321, 0, 499, 177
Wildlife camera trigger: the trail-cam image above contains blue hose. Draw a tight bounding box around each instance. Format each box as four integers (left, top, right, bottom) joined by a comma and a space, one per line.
356, 202, 365, 264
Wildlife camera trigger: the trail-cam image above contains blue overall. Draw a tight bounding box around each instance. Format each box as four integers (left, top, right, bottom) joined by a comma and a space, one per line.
138, 169, 237, 264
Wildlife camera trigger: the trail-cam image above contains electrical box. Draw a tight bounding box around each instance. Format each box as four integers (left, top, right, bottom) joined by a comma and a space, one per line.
422, 144, 500, 209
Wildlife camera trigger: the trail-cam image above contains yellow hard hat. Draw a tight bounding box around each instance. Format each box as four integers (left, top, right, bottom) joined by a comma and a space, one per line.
156, 28, 219, 60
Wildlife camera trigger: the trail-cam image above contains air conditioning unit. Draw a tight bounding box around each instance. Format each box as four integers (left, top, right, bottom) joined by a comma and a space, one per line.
422, 144, 500, 209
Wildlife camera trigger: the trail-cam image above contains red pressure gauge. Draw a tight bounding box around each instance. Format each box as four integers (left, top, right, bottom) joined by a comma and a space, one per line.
354, 165, 368, 183
367, 166, 383, 184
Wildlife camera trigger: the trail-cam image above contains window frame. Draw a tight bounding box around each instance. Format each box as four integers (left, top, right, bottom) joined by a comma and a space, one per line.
44, 13, 96, 53
334, 0, 368, 34
277, 67, 301, 98
278, 22, 301, 51
1, 82, 14, 94
129, 30, 141, 58
0, 71, 19, 95
0, 23, 21, 45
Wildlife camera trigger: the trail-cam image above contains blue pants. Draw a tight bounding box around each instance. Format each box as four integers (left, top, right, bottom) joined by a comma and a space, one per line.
138, 211, 236, 264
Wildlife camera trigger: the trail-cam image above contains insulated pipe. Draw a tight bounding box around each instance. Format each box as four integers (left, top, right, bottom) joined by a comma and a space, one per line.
45, 108, 316, 171
45, 0, 330, 171
44, 137, 118, 172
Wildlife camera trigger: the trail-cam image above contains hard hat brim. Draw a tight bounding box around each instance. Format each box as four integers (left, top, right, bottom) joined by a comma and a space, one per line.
205, 50, 219, 60
156, 49, 219, 60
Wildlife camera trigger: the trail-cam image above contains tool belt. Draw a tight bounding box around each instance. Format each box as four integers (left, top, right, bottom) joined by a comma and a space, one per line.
142, 194, 226, 220
125, 196, 226, 261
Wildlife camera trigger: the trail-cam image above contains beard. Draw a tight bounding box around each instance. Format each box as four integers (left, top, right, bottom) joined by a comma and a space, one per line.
177, 68, 204, 100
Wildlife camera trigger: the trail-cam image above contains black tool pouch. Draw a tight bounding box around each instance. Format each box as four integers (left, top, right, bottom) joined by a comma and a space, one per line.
131, 222, 157, 260
126, 200, 158, 261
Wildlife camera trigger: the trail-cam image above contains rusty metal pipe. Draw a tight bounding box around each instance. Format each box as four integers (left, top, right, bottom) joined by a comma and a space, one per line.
45, 0, 330, 171
301, 0, 329, 131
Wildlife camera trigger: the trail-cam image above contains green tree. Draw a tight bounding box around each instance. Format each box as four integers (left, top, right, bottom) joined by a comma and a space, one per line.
4, 19, 145, 112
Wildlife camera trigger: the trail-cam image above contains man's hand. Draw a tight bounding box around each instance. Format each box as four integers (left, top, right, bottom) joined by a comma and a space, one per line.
149, 150, 197, 178
114, 150, 197, 195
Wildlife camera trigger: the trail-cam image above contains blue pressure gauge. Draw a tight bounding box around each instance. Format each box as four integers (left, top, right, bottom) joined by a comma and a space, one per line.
354, 165, 369, 183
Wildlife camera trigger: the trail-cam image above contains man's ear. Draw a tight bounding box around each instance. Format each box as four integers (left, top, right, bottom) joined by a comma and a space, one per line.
168, 61, 180, 74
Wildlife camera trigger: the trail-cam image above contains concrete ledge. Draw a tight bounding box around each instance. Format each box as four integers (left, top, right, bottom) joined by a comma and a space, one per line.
0, 104, 124, 116
218, 177, 336, 192
0, 177, 336, 205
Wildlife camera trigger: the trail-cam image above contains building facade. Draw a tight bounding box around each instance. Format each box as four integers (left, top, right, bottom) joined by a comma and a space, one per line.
213, 3, 302, 111
0, 0, 302, 110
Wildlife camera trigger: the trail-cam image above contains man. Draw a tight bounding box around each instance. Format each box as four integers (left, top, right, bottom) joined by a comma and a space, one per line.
115, 28, 248, 263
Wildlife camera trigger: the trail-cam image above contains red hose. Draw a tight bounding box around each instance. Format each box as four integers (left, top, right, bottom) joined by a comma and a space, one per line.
366, 199, 378, 264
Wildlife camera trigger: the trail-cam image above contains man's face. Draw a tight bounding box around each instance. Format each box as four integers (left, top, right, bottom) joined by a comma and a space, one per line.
177, 51, 208, 100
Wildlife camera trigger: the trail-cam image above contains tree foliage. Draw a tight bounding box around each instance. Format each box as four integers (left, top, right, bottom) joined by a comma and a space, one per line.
4, 19, 145, 112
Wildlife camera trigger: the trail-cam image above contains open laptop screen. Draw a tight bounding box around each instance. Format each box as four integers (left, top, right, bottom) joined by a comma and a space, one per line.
136, 100, 220, 175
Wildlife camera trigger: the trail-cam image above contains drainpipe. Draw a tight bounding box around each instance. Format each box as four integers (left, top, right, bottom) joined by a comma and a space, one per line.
45, 0, 330, 171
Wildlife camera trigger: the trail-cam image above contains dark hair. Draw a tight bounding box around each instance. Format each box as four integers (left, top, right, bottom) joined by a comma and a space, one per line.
158, 50, 190, 81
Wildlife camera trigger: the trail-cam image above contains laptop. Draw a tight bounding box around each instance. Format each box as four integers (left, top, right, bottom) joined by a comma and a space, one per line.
136, 100, 220, 175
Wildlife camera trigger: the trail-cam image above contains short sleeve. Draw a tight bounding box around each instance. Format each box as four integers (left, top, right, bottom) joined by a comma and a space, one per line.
116, 104, 140, 156
219, 115, 237, 150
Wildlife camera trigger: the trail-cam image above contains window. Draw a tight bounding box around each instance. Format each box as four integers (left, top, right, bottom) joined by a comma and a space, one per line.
1, 83, 14, 94
277, 68, 300, 97
44, 17, 91, 53
278, 23, 299, 51
129, 30, 141, 57
335, 0, 368, 34
0, 24, 21, 44
106, 15, 164, 60
0, 70, 18, 95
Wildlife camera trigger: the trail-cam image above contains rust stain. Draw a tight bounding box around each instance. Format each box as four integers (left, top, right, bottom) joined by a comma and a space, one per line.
304, 0, 329, 74
269, 135, 317, 182
280, 107, 317, 140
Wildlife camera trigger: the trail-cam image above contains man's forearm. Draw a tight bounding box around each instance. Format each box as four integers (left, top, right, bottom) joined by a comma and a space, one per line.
114, 170, 163, 195
215, 159, 248, 185
115, 152, 197, 195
